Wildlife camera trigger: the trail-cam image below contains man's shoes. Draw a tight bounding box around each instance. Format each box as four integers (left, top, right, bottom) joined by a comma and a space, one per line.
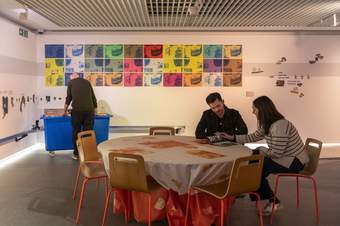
72, 154, 79, 160
261, 201, 283, 216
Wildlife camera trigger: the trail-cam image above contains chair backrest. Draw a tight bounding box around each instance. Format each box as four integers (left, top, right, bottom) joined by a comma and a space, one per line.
76, 130, 101, 162
301, 138, 323, 176
107, 152, 149, 192
149, 126, 175, 135
226, 155, 264, 197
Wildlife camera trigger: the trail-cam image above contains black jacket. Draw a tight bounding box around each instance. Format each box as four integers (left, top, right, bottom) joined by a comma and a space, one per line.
195, 106, 248, 139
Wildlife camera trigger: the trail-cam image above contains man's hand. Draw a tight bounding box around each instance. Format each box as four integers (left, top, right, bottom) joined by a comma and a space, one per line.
218, 132, 234, 141
62, 110, 68, 117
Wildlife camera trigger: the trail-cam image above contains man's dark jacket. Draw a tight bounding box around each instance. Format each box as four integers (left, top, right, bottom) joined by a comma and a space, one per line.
195, 106, 248, 139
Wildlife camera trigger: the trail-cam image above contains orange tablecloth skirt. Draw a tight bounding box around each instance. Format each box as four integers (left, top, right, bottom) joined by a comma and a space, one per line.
114, 188, 234, 226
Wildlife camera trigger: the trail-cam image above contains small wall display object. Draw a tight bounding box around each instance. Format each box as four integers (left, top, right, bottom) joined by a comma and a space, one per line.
2, 96, 9, 119
26, 96, 29, 102
276, 80, 285, 87
309, 53, 324, 64
10, 97, 14, 107
46, 96, 51, 103
20, 96, 26, 112
276, 57, 287, 64
251, 67, 264, 74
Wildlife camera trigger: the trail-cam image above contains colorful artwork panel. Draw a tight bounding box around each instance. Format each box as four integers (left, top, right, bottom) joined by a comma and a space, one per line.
163, 45, 183, 58
124, 45, 143, 58
183, 73, 202, 87
84, 72, 104, 86
124, 59, 143, 73
144, 73, 163, 86
203, 59, 222, 72
85, 59, 103, 72
65, 58, 85, 73
163, 58, 182, 73
183, 58, 203, 73
203, 45, 222, 58
45, 74, 64, 87
164, 73, 183, 87
104, 72, 123, 86
184, 45, 203, 58
65, 44, 84, 58
45, 45, 64, 58
124, 73, 143, 87
144, 59, 163, 73
223, 73, 242, 86
85, 45, 104, 58
104, 44, 124, 59
223, 59, 242, 73
223, 45, 242, 59
144, 45, 163, 58
104, 59, 123, 72
202, 72, 223, 87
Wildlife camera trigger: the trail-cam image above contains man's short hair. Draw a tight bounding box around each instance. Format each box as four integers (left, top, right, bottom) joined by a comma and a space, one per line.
206, 92, 223, 104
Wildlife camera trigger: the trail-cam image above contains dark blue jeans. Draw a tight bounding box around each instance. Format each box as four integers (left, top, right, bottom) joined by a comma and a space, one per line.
256, 156, 304, 200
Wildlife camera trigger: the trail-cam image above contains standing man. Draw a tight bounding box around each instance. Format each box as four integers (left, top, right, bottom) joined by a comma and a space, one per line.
63, 72, 97, 160
195, 92, 248, 142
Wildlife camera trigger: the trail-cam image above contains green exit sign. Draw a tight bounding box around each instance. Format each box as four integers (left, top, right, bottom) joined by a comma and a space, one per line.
19, 28, 28, 38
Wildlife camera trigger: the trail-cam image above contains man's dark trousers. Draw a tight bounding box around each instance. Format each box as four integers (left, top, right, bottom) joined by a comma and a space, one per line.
71, 111, 95, 156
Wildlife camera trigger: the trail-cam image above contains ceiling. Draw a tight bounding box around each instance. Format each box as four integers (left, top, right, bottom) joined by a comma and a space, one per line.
1, 0, 340, 32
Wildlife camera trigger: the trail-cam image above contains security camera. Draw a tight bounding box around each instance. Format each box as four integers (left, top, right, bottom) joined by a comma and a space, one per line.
37, 29, 44, 34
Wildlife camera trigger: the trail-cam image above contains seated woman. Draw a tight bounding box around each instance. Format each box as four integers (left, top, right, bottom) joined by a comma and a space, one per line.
221, 96, 309, 215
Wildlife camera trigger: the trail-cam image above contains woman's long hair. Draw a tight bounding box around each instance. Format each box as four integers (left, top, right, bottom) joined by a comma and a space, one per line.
253, 96, 284, 135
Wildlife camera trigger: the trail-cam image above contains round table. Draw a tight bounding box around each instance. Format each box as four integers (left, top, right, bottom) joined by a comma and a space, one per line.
98, 135, 252, 194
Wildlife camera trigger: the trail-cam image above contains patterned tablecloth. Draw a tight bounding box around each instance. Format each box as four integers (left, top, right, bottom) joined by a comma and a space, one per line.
98, 135, 252, 194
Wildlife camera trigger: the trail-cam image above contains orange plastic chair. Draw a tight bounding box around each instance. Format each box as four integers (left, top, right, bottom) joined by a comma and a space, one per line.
184, 155, 265, 226
270, 138, 323, 224
149, 126, 175, 135
102, 153, 162, 226
73, 130, 108, 224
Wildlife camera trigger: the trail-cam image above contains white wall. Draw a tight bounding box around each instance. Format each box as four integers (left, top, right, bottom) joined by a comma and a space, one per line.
0, 17, 38, 156
36, 32, 340, 142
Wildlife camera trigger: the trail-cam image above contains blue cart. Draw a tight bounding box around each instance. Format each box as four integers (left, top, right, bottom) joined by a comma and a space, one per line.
41, 115, 111, 155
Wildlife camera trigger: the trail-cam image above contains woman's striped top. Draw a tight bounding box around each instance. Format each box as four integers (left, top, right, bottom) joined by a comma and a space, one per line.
236, 119, 309, 168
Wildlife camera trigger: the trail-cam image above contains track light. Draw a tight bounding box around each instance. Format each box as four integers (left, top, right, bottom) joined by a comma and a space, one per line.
188, 0, 204, 16
19, 5, 28, 20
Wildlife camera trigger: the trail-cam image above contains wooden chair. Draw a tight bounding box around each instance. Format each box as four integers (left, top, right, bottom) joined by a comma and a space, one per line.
102, 153, 162, 226
73, 130, 108, 224
270, 138, 323, 224
184, 155, 265, 226
149, 126, 175, 135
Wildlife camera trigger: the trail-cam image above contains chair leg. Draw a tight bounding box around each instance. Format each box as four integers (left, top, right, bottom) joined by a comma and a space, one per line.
101, 190, 113, 226
104, 177, 109, 198
296, 176, 300, 208
220, 199, 224, 226
72, 166, 81, 200
270, 175, 281, 224
124, 191, 131, 223
75, 177, 88, 224
249, 192, 263, 226
148, 193, 152, 226
96, 178, 100, 190
184, 189, 191, 226
311, 177, 320, 224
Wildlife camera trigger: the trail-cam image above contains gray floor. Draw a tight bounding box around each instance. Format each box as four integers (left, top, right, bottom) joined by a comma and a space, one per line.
0, 149, 339, 226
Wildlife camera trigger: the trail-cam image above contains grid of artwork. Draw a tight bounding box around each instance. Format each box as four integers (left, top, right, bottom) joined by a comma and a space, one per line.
44, 44, 242, 87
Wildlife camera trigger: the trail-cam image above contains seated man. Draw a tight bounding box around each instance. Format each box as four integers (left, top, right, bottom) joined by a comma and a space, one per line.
195, 92, 248, 142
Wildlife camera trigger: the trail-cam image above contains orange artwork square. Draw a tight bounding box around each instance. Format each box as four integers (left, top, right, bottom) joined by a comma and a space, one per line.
186, 150, 225, 159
